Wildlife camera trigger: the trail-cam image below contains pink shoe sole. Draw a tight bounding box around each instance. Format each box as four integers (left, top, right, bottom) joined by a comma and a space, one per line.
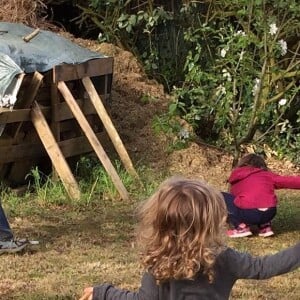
227, 230, 253, 238
258, 231, 274, 237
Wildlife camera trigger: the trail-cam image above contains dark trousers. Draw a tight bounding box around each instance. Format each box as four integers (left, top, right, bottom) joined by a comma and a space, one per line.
0, 201, 14, 241
222, 192, 277, 228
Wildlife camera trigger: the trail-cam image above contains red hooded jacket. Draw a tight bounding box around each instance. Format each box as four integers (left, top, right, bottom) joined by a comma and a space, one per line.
228, 166, 300, 209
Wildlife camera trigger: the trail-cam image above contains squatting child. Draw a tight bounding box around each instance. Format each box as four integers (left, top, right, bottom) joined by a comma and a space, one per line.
224, 153, 300, 238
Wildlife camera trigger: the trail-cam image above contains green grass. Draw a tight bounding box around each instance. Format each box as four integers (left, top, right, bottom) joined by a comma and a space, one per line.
0, 168, 299, 299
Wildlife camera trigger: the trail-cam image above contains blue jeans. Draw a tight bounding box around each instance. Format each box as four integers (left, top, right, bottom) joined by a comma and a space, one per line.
222, 192, 277, 228
0, 201, 14, 241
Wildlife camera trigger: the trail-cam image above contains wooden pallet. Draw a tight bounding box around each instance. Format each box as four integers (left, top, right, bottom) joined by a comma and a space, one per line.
0, 57, 138, 200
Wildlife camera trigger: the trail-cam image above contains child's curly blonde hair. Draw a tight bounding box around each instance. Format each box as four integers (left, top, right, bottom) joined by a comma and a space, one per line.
136, 176, 227, 284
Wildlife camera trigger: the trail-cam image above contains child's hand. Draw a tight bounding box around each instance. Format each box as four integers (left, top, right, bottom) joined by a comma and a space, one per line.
79, 287, 93, 300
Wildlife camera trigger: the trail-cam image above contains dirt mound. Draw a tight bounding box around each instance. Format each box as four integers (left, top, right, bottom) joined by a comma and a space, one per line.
0, 0, 56, 30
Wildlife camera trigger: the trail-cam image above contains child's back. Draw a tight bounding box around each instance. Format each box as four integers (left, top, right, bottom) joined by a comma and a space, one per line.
80, 176, 300, 300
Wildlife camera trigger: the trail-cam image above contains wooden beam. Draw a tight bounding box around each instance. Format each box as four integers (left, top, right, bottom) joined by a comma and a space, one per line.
57, 81, 129, 200
0, 133, 103, 163
13, 71, 44, 141
31, 101, 81, 200
0, 98, 103, 124
50, 81, 60, 181
82, 76, 140, 180
53, 57, 113, 83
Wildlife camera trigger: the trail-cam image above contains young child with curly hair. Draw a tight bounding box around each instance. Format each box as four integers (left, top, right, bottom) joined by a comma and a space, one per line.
80, 176, 300, 300
223, 153, 300, 238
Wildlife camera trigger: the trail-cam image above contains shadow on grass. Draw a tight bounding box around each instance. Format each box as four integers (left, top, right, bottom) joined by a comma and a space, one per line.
272, 194, 300, 234
12, 200, 138, 254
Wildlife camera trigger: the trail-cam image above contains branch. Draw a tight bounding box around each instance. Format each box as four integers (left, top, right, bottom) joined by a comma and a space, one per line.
235, 58, 268, 147
271, 67, 300, 83
23, 28, 40, 42
267, 80, 296, 103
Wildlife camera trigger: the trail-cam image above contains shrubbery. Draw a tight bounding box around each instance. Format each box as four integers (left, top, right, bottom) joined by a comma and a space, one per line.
76, 0, 300, 163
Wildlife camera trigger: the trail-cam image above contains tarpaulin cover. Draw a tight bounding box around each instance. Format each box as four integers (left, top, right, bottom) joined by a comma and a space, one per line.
0, 22, 104, 108
0, 22, 103, 73
0, 53, 23, 105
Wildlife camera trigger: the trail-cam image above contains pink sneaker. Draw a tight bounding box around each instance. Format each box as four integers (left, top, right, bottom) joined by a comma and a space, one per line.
258, 226, 274, 237
227, 226, 253, 238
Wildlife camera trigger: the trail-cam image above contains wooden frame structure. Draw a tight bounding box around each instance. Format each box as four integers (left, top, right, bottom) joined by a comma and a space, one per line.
0, 57, 138, 200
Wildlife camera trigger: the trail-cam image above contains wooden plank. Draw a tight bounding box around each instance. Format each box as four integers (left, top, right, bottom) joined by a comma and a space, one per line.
0, 107, 36, 124
31, 101, 81, 200
4, 72, 44, 183
50, 82, 60, 181
12, 73, 26, 99
57, 81, 129, 200
12, 72, 44, 141
0, 73, 25, 179
51, 82, 60, 139
7, 130, 39, 184
0, 97, 107, 124
82, 77, 140, 180
0, 133, 103, 163
53, 57, 113, 83
0, 142, 45, 163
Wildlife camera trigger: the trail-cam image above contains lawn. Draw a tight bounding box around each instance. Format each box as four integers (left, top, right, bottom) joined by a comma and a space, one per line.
0, 190, 299, 300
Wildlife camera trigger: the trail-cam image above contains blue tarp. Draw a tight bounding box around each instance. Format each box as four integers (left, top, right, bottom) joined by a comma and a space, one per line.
0, 22, 105, 109
0, 22, 103, 73
0, 22, 105, 135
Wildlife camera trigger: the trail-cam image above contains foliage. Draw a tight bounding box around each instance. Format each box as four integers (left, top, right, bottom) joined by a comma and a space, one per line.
75, 156, 136, 203
168, 0, 300, 163
16, 158, 138, 205
74, 0, 300, 163
74, 0, 186, 90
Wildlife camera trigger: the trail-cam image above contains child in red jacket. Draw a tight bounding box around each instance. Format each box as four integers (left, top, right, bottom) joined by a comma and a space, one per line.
223, 153, 300, 238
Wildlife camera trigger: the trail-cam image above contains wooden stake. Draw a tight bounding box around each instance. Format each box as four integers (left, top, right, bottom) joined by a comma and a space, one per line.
13, 71, 43, 141
31, 101, 81, 200
50, 80, 60, 182
57, 81, 129, 200
82, 77, 140, 180
23, 28, 40, 42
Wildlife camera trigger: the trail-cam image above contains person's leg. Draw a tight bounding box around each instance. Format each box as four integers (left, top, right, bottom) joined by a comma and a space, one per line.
257, 208, 277, 237
0, 202, 14, 241
222, 192, 252, 237
222, 192, 247, 227
0, 201, 28, 254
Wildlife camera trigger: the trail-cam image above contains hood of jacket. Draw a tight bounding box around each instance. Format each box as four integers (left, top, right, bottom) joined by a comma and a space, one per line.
228, 166, 264, 184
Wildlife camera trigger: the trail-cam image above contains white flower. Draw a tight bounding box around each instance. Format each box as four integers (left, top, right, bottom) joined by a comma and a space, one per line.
279, 119, 290, 133
222, 69, 232, 82
269, 23, 278, 35
234, 30, 246, 36
215, 84, 226, 97
252, 78, 261, 96
278, 39, 287, 56
278, 98, 287, 106
220, 48, 227, 58
179, 128, 190, 140
239, 50, 245, 61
